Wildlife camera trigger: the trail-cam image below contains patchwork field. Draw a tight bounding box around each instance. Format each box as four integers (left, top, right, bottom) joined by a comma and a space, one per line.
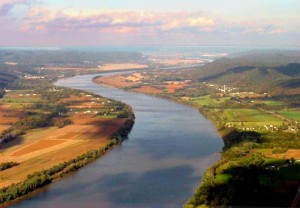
0, 120, 125, 188
0, 92, 128, 188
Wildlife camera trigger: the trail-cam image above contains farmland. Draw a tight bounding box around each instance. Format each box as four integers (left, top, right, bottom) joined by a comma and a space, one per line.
93, 72, 189, 94
278, 110, 300, 121
224, 108, 282, 124
0, 91, 37, 135
0, 78, 134, 191
189, 95, 229, 106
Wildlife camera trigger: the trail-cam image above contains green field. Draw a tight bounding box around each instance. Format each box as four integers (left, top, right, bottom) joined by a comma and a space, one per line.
191, 95, 229, 106
1, 91, 42, 104
224, 108, 282, 122
255, 100, 285, 106
1, 97, 42, 103
278, 110, 300, 121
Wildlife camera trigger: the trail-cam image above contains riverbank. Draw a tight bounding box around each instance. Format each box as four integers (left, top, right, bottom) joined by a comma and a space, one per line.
0, 77, 135, 206
93, 72, 300, 207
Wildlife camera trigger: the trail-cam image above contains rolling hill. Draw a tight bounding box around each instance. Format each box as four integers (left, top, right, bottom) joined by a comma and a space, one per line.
192, 51, 300, 96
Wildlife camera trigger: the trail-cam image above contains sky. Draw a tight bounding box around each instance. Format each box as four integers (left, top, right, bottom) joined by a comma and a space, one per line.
0, 0, 300, 47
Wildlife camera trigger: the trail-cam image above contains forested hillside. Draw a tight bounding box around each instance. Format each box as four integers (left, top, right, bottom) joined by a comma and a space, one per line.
191, 51, 300, 96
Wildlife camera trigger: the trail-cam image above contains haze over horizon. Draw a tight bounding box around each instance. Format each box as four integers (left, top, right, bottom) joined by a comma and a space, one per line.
1, 0, 300, 47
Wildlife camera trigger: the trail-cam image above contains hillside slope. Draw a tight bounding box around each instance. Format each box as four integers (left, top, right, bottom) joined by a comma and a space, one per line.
192, 51, 300, 96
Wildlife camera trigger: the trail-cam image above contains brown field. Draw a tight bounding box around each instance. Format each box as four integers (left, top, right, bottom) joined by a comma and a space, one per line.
0, 119, 125, 188
97, 63, 148, 71
12, 139, 67, 156
94, 75, 136, 88
284, 149, 300, 159
271, 149, 300, 159
0, 93, 127, 188
132, 86, 162, 94
165, 83, 187, 93
0, 106, 24, 126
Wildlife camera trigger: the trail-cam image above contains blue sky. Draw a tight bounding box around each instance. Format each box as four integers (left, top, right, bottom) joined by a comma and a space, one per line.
1, 0, 300, 46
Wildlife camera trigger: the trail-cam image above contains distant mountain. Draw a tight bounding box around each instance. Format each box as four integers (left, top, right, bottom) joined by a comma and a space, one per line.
192, 51, 300, 96
0, 50, 147, 67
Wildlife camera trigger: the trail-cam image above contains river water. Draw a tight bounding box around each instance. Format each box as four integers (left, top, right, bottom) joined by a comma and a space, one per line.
11, 73, 223, 208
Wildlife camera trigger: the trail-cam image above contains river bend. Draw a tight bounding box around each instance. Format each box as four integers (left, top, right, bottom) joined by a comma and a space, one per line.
11, 73, 223, 208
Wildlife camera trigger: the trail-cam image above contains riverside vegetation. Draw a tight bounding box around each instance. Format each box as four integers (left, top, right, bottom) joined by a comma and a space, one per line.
94, 51, 300, 207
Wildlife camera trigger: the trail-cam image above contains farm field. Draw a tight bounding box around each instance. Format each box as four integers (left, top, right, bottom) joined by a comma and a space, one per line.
277, 110, 300, 121
164, 83, 187, 93
94, 75, 137, 88
0, 120, 125, 188
0, 91, 128, 188
223, 108, 284, 129
132, 85, 162, 94
223, 108, 282, 122
189, 95, 229, 106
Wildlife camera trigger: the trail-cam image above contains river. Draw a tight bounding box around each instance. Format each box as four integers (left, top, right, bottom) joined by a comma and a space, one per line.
10, 73, 223, 208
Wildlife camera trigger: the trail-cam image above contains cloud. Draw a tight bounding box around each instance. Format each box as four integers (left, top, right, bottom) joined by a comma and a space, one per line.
20, 8, 217, 34
0, 3, 298, 46
0, 0, 33, 16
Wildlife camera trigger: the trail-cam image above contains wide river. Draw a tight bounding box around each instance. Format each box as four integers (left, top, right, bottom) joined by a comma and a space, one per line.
11, 73, 223, 208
